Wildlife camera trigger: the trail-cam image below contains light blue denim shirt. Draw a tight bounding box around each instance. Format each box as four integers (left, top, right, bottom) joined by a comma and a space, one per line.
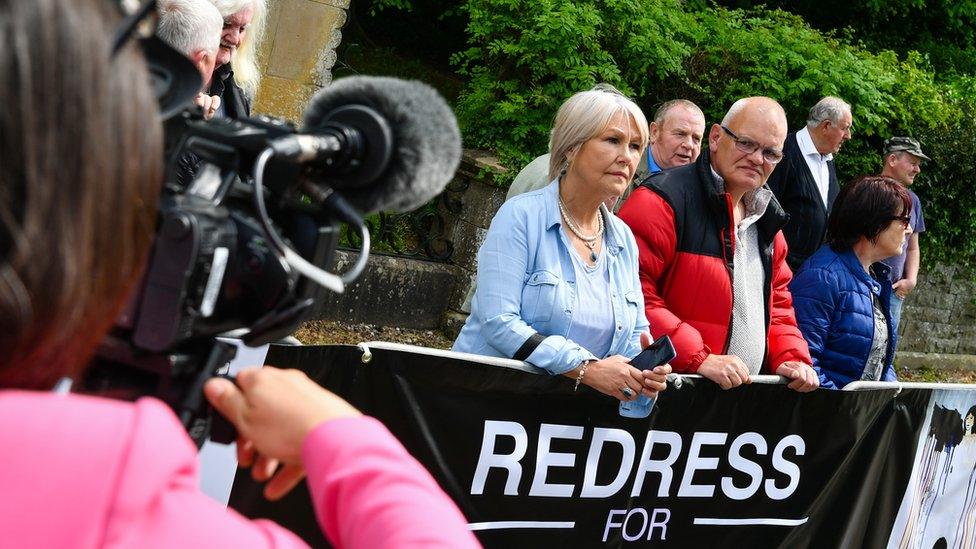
452, 179, 649, 375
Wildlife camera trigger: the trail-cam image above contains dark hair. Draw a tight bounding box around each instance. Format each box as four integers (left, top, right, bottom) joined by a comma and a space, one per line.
966, 406, 976, 435
825, 175, 911, 250
0, 0, 163, 389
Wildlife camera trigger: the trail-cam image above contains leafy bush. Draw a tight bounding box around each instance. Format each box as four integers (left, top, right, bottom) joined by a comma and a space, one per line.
453, 2, 952, 171
366, 0, 975, 269
452, 0, 697, 169
711, 0, 976, 77
913, 95, 976, 267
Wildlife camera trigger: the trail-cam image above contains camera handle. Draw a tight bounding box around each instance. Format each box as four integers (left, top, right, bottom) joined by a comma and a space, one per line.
179, 340, 237, 443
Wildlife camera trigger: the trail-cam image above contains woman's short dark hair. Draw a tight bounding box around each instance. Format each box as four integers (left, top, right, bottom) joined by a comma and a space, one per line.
825, 175, 911, 250
0, 0, 163, 389
966, 406, 976, 435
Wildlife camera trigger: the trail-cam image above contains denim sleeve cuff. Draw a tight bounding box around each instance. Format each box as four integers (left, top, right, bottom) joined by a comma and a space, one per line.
526, 335, 597, 375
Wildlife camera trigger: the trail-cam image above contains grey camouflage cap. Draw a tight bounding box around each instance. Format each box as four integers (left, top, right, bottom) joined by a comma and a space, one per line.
883, 136, 931, 161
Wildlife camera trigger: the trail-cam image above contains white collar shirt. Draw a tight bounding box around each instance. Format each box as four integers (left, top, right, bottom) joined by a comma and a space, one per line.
796, 126, 832, 209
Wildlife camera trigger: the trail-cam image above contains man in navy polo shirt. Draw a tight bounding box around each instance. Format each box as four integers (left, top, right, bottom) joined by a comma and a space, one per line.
880, 136, 929, 337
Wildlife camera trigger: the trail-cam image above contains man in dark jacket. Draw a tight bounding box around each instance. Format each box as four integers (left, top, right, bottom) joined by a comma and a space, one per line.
619, 97, 818, 392
156, 0, 223, 118
766, 96, 852, 271
206, 0, 261, 119
209, 62, 250, 118
173, 1, 256, 187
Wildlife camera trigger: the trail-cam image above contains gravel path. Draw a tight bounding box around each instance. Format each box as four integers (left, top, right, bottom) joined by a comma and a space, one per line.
295, 320, 454, 349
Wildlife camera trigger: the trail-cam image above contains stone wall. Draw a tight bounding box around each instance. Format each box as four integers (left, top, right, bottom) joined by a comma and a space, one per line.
310, 150, 508, 330
253, 0, 348, 122
310, 250, 461, 329
441, 151, 509, 332
898, 263, 976, 366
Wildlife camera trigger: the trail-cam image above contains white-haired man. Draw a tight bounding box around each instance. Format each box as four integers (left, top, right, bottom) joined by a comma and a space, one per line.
206, 0, 267, 119
157, 0, 223, 119
766, 96, 853, 271
619, 97, 818, 393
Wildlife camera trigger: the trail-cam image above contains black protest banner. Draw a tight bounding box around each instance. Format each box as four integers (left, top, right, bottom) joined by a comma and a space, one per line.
228, 344, 931, 548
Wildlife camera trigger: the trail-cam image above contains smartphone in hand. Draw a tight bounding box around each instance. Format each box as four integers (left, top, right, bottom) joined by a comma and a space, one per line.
630, 335, 676, 371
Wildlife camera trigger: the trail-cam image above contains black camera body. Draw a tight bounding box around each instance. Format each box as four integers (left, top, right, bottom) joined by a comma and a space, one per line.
83, 29, 460, 442
142, 112, 339, 350
85, 109, 344, 440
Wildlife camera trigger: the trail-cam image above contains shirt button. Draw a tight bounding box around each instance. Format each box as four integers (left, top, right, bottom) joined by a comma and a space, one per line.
616, 325, 622, 331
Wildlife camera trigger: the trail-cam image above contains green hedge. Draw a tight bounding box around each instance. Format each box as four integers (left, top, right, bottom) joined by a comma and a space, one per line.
375, 0, 976, 269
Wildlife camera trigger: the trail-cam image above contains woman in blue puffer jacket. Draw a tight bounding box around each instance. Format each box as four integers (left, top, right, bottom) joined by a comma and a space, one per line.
790, 175, 913, 389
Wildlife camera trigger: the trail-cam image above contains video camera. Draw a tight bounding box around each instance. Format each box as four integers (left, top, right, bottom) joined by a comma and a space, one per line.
83, 9, 461, 443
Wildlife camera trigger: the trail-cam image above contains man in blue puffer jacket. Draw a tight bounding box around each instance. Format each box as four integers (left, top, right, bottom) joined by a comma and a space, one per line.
790, 175, 913, 389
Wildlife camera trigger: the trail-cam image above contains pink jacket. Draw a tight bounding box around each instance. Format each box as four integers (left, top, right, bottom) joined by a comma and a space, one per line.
0, 391, 480, 548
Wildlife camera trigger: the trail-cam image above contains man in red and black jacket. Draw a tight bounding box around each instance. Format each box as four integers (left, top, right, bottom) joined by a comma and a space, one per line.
618, 97, 819, 392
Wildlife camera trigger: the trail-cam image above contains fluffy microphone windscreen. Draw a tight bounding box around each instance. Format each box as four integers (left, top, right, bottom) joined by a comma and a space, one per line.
302, 76, 462, 214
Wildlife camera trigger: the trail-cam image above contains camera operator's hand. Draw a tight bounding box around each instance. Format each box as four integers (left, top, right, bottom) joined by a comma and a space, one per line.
204, 367, 360, 500
194, 92, 221, 120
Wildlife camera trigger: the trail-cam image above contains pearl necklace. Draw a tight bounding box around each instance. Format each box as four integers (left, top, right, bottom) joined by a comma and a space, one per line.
557, 196, 604, 262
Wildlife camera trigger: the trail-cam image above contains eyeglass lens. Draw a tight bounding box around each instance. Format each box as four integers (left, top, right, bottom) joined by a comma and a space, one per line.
721, 126, 782, 164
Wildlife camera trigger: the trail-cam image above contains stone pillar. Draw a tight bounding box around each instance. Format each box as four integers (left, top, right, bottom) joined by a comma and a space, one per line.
253, 0, 349, 122
441, 151, 508, 337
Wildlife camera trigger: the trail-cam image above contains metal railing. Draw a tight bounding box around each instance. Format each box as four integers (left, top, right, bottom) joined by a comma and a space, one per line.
357, 341, 796, 387
355, 342, 976, 391
843, 380, 976, 391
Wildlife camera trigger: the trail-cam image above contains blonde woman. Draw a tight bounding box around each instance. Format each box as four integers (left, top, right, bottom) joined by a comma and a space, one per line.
454, 85, 670, 407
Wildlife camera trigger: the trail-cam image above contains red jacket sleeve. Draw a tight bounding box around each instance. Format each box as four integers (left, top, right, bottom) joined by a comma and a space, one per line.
765, 232, 813, 369
618, 186, 710, 372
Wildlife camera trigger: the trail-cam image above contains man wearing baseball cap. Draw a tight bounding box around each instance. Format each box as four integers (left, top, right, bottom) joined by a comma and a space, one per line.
880, 136, 930, 337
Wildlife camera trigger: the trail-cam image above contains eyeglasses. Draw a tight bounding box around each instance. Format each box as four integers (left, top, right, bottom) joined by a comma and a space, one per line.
888, 215, 911, 228
720, 126, 784, 165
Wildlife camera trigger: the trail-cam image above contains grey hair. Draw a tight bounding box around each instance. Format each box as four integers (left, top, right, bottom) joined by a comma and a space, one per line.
806, 96, 851, 128
654, 99, 704, 125
157, 0, 222, 56
548, 84, 649, 181
207, 0, 267, 99
207, 0, 251, 15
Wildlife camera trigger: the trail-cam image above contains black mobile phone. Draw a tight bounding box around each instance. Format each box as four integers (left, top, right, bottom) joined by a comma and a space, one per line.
630, 335, 676, 371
